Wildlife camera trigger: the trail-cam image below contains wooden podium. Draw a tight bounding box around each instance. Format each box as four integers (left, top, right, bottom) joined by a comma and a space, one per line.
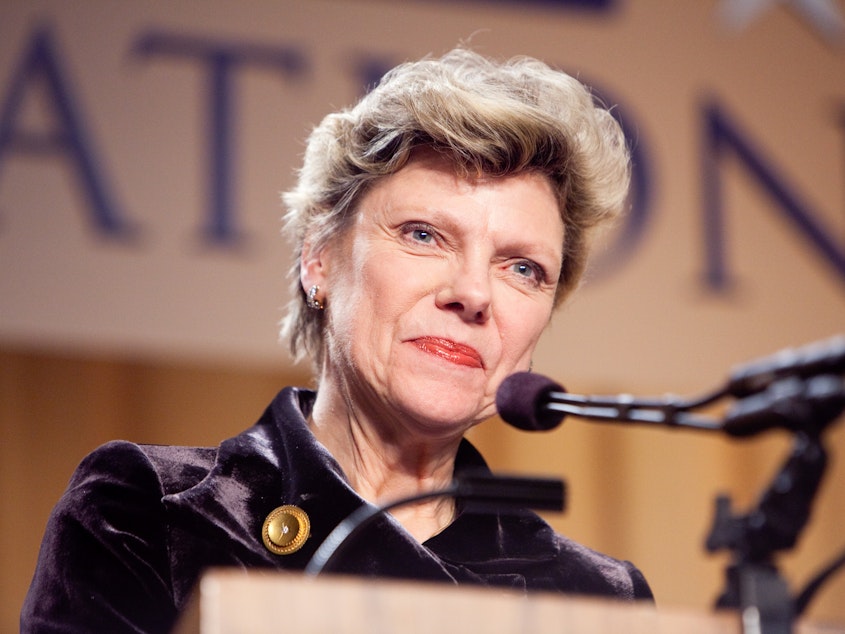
173, 569, 844, 634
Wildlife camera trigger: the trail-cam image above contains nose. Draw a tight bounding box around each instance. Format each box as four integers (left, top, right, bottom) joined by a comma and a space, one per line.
435, 259, 492, 324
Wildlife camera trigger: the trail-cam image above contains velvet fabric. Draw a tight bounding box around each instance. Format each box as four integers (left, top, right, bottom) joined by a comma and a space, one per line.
22, 387, 652, 633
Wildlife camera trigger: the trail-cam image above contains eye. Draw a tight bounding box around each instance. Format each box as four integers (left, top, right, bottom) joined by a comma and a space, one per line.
412, 228, 433, 243
511, 260, 544, 283
402, 222, 437, 244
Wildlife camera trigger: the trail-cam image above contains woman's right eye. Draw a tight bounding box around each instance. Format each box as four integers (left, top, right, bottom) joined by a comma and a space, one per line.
402, 223, 436, 244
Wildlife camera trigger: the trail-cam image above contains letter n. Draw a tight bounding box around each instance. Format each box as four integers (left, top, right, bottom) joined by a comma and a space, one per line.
701, 100, 845, 291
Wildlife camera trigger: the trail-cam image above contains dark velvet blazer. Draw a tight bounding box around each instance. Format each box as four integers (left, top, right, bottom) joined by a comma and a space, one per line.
22, 387, 652, 633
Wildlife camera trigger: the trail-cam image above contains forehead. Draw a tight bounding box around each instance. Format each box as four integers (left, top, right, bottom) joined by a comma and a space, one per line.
357, 151, 562, 228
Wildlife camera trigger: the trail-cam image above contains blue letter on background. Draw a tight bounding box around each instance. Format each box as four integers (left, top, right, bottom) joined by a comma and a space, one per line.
133, 31, 307, 245
0, 26, 132, 237
702, 100, 845, 291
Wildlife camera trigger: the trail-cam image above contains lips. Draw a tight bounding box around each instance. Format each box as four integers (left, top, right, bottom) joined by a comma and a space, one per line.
412, 337, 483, 368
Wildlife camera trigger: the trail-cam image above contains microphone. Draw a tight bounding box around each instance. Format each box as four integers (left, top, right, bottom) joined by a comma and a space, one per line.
496, 336, 845, 437
496, 372, 723, 432
727, 335, 845, 398
495, 372, 567, 431
722, 374, 845, 438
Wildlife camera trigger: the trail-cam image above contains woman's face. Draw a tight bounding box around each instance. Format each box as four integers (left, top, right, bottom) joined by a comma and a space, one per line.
308, 152, 564, 440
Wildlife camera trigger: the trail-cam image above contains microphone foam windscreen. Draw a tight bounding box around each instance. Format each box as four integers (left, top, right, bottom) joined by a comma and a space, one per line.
495, 372, 566, 432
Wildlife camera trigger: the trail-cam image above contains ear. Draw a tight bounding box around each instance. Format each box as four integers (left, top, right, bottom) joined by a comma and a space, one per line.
300, 238, 328, 295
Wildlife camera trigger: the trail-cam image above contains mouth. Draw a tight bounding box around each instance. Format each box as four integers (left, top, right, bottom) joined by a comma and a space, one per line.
412, 337, 484, 369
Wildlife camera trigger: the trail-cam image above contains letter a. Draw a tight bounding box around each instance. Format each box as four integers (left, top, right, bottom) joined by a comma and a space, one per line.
0, 25, 132, 236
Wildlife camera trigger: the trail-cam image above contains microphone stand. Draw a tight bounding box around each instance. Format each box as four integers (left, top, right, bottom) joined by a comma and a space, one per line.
557, 371, 845, 634
704, 374, 843, 634
705, 432, 826, 634
515, 336, 845, 634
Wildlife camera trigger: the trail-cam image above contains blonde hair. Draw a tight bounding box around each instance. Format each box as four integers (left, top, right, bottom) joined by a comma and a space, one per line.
281, 48, 630, 365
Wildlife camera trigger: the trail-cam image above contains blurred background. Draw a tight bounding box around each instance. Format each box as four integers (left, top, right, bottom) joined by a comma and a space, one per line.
2, 0, 844, 630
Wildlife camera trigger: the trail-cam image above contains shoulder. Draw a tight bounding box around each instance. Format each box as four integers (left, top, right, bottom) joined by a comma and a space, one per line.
67, 440, 167, 501
44, 441, 219, 551
22, 441, 192, 631
68, 440, 216, 498
551, 531, 653, 600
133, 443, 217, 494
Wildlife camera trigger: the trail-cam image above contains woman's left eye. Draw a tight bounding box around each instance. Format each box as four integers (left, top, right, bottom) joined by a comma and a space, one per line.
402, 223, 436, 244
411, 228, 433, 243
511, 260, 543, 282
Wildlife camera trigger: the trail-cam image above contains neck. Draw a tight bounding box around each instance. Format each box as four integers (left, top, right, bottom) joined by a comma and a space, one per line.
308, 377, 461, 542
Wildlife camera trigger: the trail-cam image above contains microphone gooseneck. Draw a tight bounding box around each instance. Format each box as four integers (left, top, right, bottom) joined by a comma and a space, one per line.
304, 472, 565, 577
496, 371, 723, 433
495, 335, 845, 438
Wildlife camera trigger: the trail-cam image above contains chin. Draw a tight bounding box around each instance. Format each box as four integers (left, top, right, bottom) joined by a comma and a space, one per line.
385, 356, 495, 428
394, 388, 493, 436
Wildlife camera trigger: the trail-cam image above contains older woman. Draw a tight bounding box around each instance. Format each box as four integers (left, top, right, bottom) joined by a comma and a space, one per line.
22, 49, 651, 633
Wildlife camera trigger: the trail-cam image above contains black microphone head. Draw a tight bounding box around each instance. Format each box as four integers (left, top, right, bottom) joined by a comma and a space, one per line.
496, 372, 566, 432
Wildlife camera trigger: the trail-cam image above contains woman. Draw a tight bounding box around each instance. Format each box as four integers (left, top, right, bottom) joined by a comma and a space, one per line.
22, 49, 651, 633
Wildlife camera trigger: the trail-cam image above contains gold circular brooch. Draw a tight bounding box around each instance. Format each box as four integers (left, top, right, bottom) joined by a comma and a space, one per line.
262, 505, 310, 555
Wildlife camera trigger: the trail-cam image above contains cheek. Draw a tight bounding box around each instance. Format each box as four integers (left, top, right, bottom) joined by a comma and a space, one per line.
359, 250, 437, 316
498, 300, 553, 360
337, 253, 418, 351
359, 262, 401, 303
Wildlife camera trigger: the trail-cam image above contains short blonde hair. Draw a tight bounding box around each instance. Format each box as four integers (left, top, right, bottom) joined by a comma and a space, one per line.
281, 48, 630, 365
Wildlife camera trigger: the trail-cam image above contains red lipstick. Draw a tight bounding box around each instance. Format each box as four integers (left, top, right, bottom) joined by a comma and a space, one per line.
413, 337, 483, 368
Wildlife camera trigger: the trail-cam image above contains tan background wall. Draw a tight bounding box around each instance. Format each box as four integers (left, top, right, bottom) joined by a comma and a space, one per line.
2, 0, 844, 631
